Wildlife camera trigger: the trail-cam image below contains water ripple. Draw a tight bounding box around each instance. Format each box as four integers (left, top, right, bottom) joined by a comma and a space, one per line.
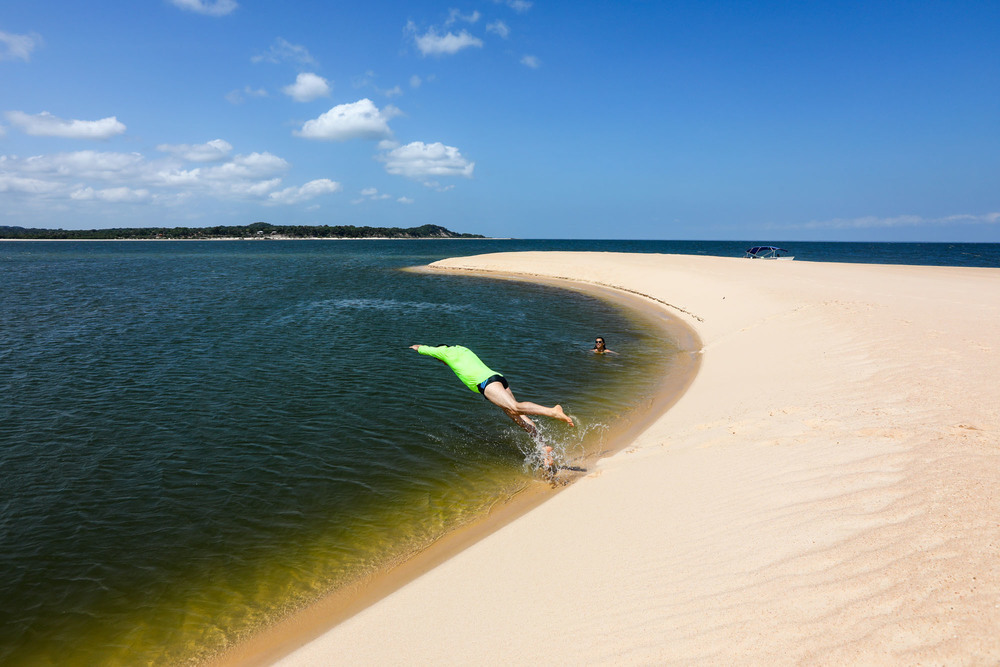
0, 240, 679, 665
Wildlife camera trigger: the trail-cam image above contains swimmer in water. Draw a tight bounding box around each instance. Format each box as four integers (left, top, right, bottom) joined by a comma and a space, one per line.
409, 344, 573, 468
592, 336, 616, 354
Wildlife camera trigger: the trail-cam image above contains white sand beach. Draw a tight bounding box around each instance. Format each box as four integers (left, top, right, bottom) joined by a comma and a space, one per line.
274, 251, 1000, 665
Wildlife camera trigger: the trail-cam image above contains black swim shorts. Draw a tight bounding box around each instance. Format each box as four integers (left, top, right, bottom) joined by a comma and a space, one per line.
477, 374, 508, 394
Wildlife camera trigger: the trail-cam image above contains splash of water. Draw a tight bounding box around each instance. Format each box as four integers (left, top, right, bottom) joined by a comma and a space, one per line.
518, 415, 606, 479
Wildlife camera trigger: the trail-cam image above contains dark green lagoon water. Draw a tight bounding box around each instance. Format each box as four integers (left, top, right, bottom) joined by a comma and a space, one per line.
0, 240, 685, 665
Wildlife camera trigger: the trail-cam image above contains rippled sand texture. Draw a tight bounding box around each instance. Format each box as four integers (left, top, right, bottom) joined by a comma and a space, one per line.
279, 252, 1000, 665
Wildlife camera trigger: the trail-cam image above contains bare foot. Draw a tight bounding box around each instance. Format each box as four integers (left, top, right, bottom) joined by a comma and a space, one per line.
542, 445, 554, 468
553, 405, 574, 427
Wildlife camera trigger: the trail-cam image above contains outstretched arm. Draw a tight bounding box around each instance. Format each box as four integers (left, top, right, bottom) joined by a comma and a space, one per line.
409, 345, 422, 351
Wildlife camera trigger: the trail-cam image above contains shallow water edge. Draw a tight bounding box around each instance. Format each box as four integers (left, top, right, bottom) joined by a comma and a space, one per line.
210, 262, 702, 667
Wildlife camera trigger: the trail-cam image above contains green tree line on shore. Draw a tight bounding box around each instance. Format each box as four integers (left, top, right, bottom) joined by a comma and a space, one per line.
0, 222, 485, 240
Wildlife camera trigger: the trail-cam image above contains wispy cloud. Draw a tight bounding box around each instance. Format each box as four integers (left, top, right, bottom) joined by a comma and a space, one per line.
445, 9, 481, 26
282, 72, 331, 102
486, 21, 510, 39
351, 186, 393, 204
225, 86, 268, 104
493, 0, 532, 13
351, 71, 405, 99
0, 30, 42, 62
295, 99, 397, 141
157, 139, 233, 162
169, 0, 238, 17
71, 186, 151, 203
408, 21, 484, 57
520, 54, 540, 68
252, 37, 316, 65
6, 111, 126, 139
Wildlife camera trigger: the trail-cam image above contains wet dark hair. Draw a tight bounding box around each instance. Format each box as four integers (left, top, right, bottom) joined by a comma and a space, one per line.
435, 343, 451, 348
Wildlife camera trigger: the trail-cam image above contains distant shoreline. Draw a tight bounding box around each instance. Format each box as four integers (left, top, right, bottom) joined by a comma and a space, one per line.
0, 222, 486, 241
0, 237, 501, 242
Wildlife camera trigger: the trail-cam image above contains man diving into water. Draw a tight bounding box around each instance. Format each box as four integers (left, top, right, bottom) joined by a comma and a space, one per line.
408, 344, 574, 467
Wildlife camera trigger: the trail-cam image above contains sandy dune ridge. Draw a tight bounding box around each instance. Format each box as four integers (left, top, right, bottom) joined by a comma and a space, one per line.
277, 252, 1000, 665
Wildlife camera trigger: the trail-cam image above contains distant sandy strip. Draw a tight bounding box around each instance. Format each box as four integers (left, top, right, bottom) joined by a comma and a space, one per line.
275, 251, 1000, 665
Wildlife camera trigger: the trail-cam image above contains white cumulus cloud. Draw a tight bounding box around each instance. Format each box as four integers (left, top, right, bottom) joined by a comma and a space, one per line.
169, 0, 237, 16
201, 151, 288, 181
282, 73, 331, 102
0, 30, 42, 61
16, 150, 145, 179
295, 98, 394, 141
268, 178, 342, 204
153, 166, 202, 187
0, 151, 148, 199
0, 143, 342, 210
6, 111, 126, 139
157, 139, 233, 162
381, 141, 474, 181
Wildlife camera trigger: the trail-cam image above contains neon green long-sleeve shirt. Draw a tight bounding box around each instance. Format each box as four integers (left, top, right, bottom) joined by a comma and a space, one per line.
417, 345, 500, 392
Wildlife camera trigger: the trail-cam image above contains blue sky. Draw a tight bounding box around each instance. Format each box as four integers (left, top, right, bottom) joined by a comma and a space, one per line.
1, 0, 997, 240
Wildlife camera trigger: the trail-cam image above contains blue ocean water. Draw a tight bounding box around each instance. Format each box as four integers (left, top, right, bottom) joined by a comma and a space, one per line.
1, 238, 995, 665
489, 239, 1000, 267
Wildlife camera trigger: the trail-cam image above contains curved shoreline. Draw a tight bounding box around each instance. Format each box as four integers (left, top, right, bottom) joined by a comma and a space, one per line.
211, 258, 702, 666
269, 251, 1000, 665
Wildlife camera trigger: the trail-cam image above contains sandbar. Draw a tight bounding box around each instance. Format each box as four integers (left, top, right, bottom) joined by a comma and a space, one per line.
273, 251, 1000, 664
